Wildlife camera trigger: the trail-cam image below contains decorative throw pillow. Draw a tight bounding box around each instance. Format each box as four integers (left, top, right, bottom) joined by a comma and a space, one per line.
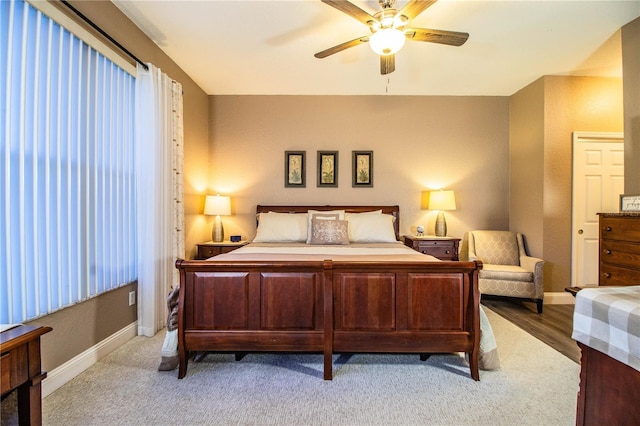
310, 218, 349, 245
306, 210, 345, 243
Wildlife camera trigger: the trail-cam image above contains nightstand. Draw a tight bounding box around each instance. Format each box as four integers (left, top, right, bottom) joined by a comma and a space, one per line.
1, 325, 52, 426
403, 235, 460, 261
196, 240, 248, 259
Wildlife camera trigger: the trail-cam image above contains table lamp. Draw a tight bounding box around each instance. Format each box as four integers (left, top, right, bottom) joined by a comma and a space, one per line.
204, 194, 231, 242
427, 190, 456, 237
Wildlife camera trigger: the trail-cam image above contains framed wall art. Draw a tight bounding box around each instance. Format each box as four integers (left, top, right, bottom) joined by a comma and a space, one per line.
317, 151, 338, 187
352, 151, 373, 188
285, 151, 305, 188
620, 194, 640, 212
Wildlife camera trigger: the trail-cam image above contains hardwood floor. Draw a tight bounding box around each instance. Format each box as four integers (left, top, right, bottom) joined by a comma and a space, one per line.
482, 296, 580, 364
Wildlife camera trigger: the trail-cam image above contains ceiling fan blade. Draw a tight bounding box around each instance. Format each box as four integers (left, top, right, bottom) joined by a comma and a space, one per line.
321, 0, 376, 25
380, 54, 395, 75
314, 35, 370, 58
398, 0, 438, 21
404, 28, 469, 46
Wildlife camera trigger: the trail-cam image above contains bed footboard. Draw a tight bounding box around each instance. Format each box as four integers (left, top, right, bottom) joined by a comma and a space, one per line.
175, 259, 482, 380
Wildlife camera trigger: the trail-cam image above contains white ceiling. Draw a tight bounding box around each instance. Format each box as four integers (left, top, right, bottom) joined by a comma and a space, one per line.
113, 0, 640, 96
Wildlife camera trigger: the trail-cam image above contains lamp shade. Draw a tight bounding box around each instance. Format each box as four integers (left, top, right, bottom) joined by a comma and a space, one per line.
204, 194, 231, 216
420, 191, 431, 210
428, 190, 457, 211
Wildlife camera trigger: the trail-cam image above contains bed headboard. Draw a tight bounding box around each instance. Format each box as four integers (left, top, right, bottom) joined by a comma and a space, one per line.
256, 205, 400, 240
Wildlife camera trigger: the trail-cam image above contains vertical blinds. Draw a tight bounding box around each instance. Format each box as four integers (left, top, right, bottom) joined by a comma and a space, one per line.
1, 0, 137, 323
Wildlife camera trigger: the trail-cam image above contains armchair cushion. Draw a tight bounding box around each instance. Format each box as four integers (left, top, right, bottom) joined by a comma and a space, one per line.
469, 230, 520, 266
480, 264, 533, 282
521, 255, 544, 272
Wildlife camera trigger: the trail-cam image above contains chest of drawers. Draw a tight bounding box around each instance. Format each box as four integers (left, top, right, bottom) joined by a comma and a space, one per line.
598, 213, 640, 286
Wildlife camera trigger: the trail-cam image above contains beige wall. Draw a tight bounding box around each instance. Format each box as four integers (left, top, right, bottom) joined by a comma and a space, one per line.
208, 96, 510, 246
510, 79, 545, 256
511, 76, 624, 292
623, 17, 640, 193
544, 76, 624, 292
27, 0, 210, 371
27, 284, 137, 372
213, 81, 626, 296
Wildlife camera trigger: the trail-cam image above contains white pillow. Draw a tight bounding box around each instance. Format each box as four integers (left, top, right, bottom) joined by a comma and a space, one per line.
347, 213, 397, 243
344, 210, 382, 220
253, 212, 308, 242
306, 210, 345, 243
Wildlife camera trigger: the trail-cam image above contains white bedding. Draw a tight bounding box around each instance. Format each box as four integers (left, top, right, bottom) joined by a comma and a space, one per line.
209, 242, 440, 262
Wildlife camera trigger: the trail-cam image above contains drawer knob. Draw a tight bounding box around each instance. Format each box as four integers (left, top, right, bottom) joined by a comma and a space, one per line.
605, 226, 612, 232
445, 250, 451, 254
604, 249, 612, 255
604, 273, 611, 279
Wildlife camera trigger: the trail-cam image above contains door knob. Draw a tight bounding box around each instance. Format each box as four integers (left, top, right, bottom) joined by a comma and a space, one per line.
578, 229, 583, 234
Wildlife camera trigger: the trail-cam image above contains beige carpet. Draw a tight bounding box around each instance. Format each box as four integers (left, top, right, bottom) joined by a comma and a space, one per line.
32, 308, 579, 425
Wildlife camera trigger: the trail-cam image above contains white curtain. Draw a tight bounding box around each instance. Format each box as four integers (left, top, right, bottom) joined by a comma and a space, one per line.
135, 63, 184, 337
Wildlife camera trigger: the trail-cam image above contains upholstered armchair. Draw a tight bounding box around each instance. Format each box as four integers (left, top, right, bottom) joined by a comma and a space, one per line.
468, 230, 545, 313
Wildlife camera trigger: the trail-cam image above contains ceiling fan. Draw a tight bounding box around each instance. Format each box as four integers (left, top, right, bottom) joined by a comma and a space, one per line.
314, 0, 469, 75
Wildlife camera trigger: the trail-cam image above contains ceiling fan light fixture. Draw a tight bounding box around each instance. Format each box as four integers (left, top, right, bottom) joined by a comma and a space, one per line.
369, 28, 406, 56
380, 15, 394, 27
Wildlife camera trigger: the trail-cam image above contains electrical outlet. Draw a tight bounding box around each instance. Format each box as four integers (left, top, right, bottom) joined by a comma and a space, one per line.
128, 290, 136, 306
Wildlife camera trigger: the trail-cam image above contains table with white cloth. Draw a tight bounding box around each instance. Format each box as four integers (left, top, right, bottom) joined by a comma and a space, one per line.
572, 286, 640, 425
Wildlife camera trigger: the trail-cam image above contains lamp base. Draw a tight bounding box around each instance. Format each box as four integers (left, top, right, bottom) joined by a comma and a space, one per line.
212, 215, 224, 242
435, 212, 447, 237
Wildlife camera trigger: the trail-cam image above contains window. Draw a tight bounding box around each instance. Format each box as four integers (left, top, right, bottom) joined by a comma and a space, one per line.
1, 0, 137, 323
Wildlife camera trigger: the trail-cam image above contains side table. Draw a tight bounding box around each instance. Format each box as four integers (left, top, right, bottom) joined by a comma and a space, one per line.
1, 324, 52, 426
403, 235, 460, 261
196, 240, 249, 259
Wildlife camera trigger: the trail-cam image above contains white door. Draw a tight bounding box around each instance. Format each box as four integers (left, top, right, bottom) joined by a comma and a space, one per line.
571, 132, 624, 287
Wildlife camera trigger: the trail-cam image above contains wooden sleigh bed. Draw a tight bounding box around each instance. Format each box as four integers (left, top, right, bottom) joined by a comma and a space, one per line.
175, 205, 483, 380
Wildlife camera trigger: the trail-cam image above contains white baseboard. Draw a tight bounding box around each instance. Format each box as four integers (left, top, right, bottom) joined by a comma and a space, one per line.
42, 321, 138, 398
543, 292, 576, 305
